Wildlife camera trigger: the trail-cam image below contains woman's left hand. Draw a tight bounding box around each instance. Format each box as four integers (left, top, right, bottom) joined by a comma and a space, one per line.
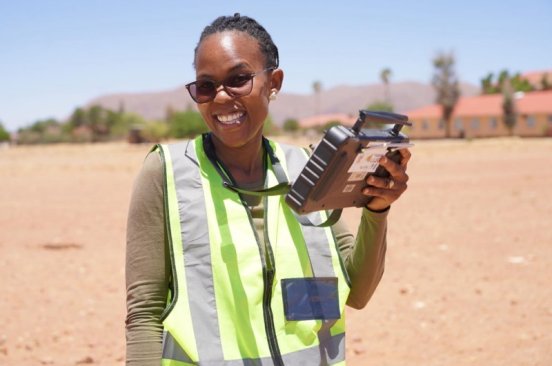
363, 148, 411, 212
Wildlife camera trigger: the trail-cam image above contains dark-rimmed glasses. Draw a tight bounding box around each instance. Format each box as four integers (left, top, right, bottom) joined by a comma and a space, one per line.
185, 67, 274, 104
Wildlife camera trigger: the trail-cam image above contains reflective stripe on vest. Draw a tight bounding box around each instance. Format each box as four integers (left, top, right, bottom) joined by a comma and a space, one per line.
157, 136, 350, 365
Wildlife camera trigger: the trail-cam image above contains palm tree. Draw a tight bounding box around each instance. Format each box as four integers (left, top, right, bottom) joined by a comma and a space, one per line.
432, 52, 461, 138
502, 78, 517, 136
312, 80, 322, 115
380, 68, 392, 103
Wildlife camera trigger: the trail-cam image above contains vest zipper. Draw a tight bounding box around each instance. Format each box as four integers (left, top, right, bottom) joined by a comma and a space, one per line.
243, 198, 284, 366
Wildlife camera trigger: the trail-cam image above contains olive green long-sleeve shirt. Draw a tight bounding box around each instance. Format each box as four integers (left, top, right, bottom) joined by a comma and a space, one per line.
125, 150, 388, 365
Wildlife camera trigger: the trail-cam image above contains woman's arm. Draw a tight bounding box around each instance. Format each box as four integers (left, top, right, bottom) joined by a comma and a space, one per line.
337, 148, 411, 309
334, 209, 388, 310
125, 152, 170, 365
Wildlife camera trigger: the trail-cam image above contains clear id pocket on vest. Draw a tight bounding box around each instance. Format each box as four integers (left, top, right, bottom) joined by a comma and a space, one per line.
281, 277, 341, 321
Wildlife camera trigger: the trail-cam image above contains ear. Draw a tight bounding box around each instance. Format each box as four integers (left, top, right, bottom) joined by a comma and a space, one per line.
270, 68, 284, 93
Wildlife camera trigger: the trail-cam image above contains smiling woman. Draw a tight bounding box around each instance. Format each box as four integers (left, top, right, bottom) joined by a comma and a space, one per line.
192, 31, 282, 159
125, 13, 411, 366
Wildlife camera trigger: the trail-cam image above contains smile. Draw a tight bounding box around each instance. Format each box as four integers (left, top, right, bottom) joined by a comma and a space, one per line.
216, 111, 245, 125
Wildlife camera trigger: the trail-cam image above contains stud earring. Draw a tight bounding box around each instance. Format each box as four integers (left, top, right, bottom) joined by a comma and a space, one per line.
269, 91, 278, 101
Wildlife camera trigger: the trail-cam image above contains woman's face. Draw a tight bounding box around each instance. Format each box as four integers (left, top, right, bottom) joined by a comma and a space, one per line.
193, 31, 282, 149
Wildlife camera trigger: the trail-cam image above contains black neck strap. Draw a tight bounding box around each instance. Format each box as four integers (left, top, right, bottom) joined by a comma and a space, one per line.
202, 133, 291, 197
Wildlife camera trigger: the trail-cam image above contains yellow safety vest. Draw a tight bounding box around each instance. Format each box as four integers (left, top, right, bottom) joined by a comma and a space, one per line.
156, 135, 351, 365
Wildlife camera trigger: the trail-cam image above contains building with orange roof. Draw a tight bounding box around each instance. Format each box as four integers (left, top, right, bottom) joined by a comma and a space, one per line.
405, 90, 552, 139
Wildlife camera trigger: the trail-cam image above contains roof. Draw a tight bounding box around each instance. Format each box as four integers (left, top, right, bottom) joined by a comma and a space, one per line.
406, 90, 552, 119
521, 70, 552, 87
518, 90, 552, 114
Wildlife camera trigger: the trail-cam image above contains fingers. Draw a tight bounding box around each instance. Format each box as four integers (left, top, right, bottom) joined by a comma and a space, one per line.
362, 180, 403, 212
364, 174, 407, 193
380, 149, 410, 177
366, 175, 392, 189
377, 154, 409, 185
398, 148, 411, 168
362, 148, 411, 211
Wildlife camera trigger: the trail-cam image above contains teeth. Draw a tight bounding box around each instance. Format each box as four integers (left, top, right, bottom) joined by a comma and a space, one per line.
217, 112, 244, 124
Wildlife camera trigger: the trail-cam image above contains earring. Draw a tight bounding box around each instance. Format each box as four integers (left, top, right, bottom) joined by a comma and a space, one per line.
269, 91, 277, 101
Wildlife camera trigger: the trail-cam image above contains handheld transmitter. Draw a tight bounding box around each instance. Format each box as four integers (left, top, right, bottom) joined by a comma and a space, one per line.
285, 110, 412, 214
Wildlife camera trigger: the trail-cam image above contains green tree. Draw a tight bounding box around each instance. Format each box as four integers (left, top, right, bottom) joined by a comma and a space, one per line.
0, 122, 10, 142
69, 107, 87, 129
142, 120, 169, 142
380, 68, 392, 103
17, 118, 66, 144
432, 52, 461, 138
497, 70, 509, 91
480, 73, 496, 94
511, 74, 533, 92
283, 118, 300, 133
168, 110, 208, 138
481, 70, 534, 94
29, 118, 58, 134
364, 100, 394, 129
111, 112, 146, 139
366, 100, 394, 113
88, 105, 110, 141
105, 110, 123, 137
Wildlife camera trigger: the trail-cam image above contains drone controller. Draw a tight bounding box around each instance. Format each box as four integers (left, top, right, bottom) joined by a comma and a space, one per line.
285, 110, 413, 214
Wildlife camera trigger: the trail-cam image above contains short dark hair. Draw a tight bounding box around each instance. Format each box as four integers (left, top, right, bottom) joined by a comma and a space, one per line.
194, 13, 279, 69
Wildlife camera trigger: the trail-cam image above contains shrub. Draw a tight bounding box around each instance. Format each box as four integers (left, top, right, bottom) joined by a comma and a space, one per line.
283, 118, 300, 132
0, 122, 10, 142
168, 110, 208, 138
142, 121, 169, 142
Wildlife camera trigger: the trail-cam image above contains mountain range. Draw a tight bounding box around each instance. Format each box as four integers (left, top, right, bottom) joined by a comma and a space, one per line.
86, 81, 480, 125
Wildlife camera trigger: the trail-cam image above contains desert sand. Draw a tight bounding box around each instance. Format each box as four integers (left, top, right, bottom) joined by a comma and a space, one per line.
0, 137, 551, 365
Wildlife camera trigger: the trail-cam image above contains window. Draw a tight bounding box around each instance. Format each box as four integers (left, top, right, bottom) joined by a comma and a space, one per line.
422, 119, 429, 130
490, 118, 498, 129
455, 118, 463, 130
438, 119, 445, 129
471, 118, 480, 130
548, 115, 552, 125
526, 115, 536, 128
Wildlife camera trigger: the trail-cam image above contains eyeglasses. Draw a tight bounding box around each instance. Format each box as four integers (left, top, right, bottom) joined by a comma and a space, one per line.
186, 67, 275, 104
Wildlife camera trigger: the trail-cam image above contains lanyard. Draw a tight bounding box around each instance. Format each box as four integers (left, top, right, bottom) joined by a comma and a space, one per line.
202, 133, 291, 197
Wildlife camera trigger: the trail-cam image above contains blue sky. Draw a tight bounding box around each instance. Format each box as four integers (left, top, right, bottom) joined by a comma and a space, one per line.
1, 0, 551, 131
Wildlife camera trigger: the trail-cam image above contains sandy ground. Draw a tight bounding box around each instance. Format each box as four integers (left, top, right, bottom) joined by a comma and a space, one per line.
0, 137, 551, 366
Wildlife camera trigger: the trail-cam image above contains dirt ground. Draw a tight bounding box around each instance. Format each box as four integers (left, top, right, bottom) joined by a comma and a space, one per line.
0, 137, 551, 366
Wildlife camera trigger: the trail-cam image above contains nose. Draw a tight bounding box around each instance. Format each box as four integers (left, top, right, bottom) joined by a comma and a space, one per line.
212, 84, 233, 103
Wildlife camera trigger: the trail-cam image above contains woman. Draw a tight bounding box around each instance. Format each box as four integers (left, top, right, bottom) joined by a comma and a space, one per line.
126, 14, 410, 366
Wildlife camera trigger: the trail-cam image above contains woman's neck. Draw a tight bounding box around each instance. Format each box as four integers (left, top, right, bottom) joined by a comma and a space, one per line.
211, 135, 265, 186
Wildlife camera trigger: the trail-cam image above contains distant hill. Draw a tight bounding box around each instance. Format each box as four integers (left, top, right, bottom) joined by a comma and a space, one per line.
86, 81, 480, 125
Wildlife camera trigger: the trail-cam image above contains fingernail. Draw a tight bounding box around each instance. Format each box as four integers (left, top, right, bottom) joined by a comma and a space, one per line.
368, 176, 375, 183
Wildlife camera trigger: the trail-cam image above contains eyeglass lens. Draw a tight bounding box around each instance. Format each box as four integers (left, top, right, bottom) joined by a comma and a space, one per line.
188, 73, 255, 103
